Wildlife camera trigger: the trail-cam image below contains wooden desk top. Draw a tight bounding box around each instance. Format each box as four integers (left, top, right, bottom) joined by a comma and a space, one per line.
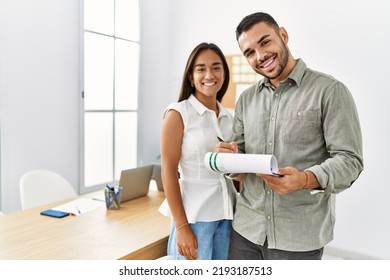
0, 190, 170, 260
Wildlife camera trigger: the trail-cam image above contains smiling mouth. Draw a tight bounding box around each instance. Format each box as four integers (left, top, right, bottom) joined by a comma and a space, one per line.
203, 82, 217, 86
258, 54, 276, 69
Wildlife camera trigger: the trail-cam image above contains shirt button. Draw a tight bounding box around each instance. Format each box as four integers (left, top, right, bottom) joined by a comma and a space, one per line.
271, 117, 275, 121
297, 112, 302, 116
267, 216, 271, 220
275, 93, 279, 97
267, 190, 271, 195
268, 142, 273, 146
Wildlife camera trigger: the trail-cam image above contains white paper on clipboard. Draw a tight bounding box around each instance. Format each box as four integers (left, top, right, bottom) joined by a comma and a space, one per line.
204, 152, 282, 176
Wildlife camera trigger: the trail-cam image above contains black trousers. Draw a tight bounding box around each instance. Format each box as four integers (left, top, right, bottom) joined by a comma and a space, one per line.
228, 228, 324, 260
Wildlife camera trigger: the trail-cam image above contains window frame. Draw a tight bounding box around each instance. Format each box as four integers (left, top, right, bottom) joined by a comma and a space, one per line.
79, 0, 141, 194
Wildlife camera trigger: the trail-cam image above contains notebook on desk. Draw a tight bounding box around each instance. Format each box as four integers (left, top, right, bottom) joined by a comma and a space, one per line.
119, 165, 154, 202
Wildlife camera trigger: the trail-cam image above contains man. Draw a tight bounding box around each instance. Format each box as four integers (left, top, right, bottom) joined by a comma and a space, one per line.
216, 12, 363, 260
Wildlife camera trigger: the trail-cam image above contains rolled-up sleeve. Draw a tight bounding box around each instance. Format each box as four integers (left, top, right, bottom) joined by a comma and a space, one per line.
308, 82, 363, 194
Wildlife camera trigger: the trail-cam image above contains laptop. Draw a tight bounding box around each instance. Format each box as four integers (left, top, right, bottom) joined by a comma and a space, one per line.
119, 165, 154, 202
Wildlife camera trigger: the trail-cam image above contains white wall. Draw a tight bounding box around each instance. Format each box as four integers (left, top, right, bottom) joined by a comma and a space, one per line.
1, 0, 389, 260
138, 0, 173, 165
0, 0, 80, 212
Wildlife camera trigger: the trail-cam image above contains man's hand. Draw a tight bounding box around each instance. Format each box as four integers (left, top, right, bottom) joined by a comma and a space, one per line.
257, 167, 317, 194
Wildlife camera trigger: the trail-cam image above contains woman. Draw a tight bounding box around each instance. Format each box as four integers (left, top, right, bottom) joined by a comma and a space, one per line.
158, 42, 237, 260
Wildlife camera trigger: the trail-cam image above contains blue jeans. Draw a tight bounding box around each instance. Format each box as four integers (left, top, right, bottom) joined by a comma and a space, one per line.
167, 219, 232, 260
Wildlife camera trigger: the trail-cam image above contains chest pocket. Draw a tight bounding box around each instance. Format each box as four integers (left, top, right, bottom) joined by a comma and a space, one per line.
281, 109, 322, 145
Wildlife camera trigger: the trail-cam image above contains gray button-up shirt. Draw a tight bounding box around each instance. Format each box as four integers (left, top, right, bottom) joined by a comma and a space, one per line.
230, 59, 363, 251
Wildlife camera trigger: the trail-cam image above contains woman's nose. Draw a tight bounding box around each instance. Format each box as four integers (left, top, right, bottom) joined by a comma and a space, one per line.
205, 69, 214, 79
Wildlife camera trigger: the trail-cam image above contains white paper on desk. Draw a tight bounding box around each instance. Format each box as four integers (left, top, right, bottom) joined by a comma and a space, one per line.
204, 152, 280, 175
52, 198, 104, 216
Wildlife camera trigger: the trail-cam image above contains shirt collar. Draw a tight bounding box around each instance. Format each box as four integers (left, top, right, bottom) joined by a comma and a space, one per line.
285, 58, 306, 86
188, 94, 228, 117
257, 58, 307, 91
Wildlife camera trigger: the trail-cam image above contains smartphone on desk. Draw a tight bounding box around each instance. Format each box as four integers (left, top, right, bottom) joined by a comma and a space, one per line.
40, 209, 70, 218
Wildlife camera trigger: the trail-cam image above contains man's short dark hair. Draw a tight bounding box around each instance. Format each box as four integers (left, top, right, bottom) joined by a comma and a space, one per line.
236, 12, 279, 41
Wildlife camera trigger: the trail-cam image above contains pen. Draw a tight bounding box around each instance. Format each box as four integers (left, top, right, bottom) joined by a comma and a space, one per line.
272, 172, 284, 178
91, 197, 105, 202
217, 136, 224, 142
106, 184, 114, 191
75, 205, 81, 215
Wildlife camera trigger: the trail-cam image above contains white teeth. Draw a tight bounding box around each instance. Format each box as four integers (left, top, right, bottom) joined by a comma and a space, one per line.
263, 59, 273, 68
203, 82, 216, 86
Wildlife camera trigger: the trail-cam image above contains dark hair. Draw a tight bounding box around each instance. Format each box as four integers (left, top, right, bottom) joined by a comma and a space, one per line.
178, 42, 230, 103
236, 12, 279, 41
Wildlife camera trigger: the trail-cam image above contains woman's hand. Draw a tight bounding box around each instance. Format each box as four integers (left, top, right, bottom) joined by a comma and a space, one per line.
176, 224, 198, 260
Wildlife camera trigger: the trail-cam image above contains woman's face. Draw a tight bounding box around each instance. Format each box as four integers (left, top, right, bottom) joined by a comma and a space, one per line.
189, 49, 225, 100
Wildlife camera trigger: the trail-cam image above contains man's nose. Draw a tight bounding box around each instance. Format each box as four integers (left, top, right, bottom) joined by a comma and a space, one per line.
256, 49, 267, 62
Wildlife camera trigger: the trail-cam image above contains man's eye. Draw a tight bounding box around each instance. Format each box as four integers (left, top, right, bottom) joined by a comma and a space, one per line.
245, 51, 254, 58
260, 40, 269, 47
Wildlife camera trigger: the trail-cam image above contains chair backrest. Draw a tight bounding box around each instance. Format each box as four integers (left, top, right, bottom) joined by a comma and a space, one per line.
19, 169, 77, 210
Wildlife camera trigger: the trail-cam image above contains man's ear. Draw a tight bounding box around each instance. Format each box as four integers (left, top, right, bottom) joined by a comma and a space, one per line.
279, 27, 289, 44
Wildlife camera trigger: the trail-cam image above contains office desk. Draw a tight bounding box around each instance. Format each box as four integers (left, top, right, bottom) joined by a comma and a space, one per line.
0, 190, 170, 260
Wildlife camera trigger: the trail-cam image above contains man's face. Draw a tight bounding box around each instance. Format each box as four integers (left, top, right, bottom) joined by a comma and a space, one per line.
238, 22, 290, 82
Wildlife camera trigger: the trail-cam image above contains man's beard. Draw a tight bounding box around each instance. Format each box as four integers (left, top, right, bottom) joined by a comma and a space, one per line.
256, 42, 289, 80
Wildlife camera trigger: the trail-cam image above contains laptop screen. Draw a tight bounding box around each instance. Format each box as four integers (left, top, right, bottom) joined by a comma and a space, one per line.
118, 165, 154, 202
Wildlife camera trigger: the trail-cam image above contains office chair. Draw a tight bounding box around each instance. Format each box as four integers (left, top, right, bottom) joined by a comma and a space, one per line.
152, 164, 164, 191
19, 169, 77, 210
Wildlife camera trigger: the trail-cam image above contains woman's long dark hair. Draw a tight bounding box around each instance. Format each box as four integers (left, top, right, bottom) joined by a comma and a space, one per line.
177, 42, 230, 103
